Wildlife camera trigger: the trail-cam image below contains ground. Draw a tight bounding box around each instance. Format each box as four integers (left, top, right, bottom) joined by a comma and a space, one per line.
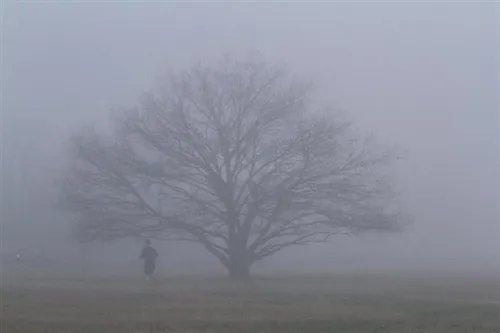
1, 273, 499, 332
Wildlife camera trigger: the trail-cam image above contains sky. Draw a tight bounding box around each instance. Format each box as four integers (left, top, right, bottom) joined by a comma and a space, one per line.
1, 1, 499, 275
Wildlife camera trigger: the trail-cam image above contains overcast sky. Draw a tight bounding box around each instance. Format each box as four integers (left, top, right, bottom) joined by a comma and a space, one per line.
2, 1, 499, 274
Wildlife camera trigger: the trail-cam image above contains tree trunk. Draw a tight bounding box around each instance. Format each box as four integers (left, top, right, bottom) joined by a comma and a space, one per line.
226, 233, 252, 279
227, 260, 251, 279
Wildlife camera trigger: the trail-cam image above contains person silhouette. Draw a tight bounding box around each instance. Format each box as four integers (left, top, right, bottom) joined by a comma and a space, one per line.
140, 239, 158, 283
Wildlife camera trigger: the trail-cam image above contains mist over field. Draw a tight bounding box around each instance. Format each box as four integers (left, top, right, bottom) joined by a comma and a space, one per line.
2, 1, 499, 279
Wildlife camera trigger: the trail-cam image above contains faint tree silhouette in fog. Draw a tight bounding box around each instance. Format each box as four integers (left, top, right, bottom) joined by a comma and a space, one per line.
60, 56, 404, 278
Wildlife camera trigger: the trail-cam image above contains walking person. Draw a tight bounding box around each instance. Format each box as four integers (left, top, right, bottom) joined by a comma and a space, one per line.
140, 239, 158, 283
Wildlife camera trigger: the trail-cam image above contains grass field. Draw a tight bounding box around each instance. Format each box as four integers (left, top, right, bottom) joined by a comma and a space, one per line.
1, 273, 499, 332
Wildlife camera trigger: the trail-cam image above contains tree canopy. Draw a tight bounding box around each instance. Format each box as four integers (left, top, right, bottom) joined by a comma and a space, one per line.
60, 57, 404, 277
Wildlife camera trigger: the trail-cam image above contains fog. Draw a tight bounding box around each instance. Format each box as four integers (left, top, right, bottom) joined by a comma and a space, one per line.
2, 1, 499, 278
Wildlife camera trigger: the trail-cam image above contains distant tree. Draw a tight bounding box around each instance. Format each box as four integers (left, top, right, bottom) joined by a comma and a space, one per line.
60, 56, 404, 278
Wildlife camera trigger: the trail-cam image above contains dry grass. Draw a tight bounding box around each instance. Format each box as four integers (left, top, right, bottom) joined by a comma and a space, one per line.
1, 274, 499, 332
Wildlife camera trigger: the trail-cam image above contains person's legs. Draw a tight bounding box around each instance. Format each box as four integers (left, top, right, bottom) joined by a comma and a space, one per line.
144, 261, 155, 283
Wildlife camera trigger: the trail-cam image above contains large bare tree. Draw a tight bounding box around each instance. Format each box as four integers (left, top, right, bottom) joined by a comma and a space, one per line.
60, 57, 403, 278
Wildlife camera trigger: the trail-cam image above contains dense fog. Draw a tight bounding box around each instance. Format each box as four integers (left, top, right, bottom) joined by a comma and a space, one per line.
2, 1, 499, 278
